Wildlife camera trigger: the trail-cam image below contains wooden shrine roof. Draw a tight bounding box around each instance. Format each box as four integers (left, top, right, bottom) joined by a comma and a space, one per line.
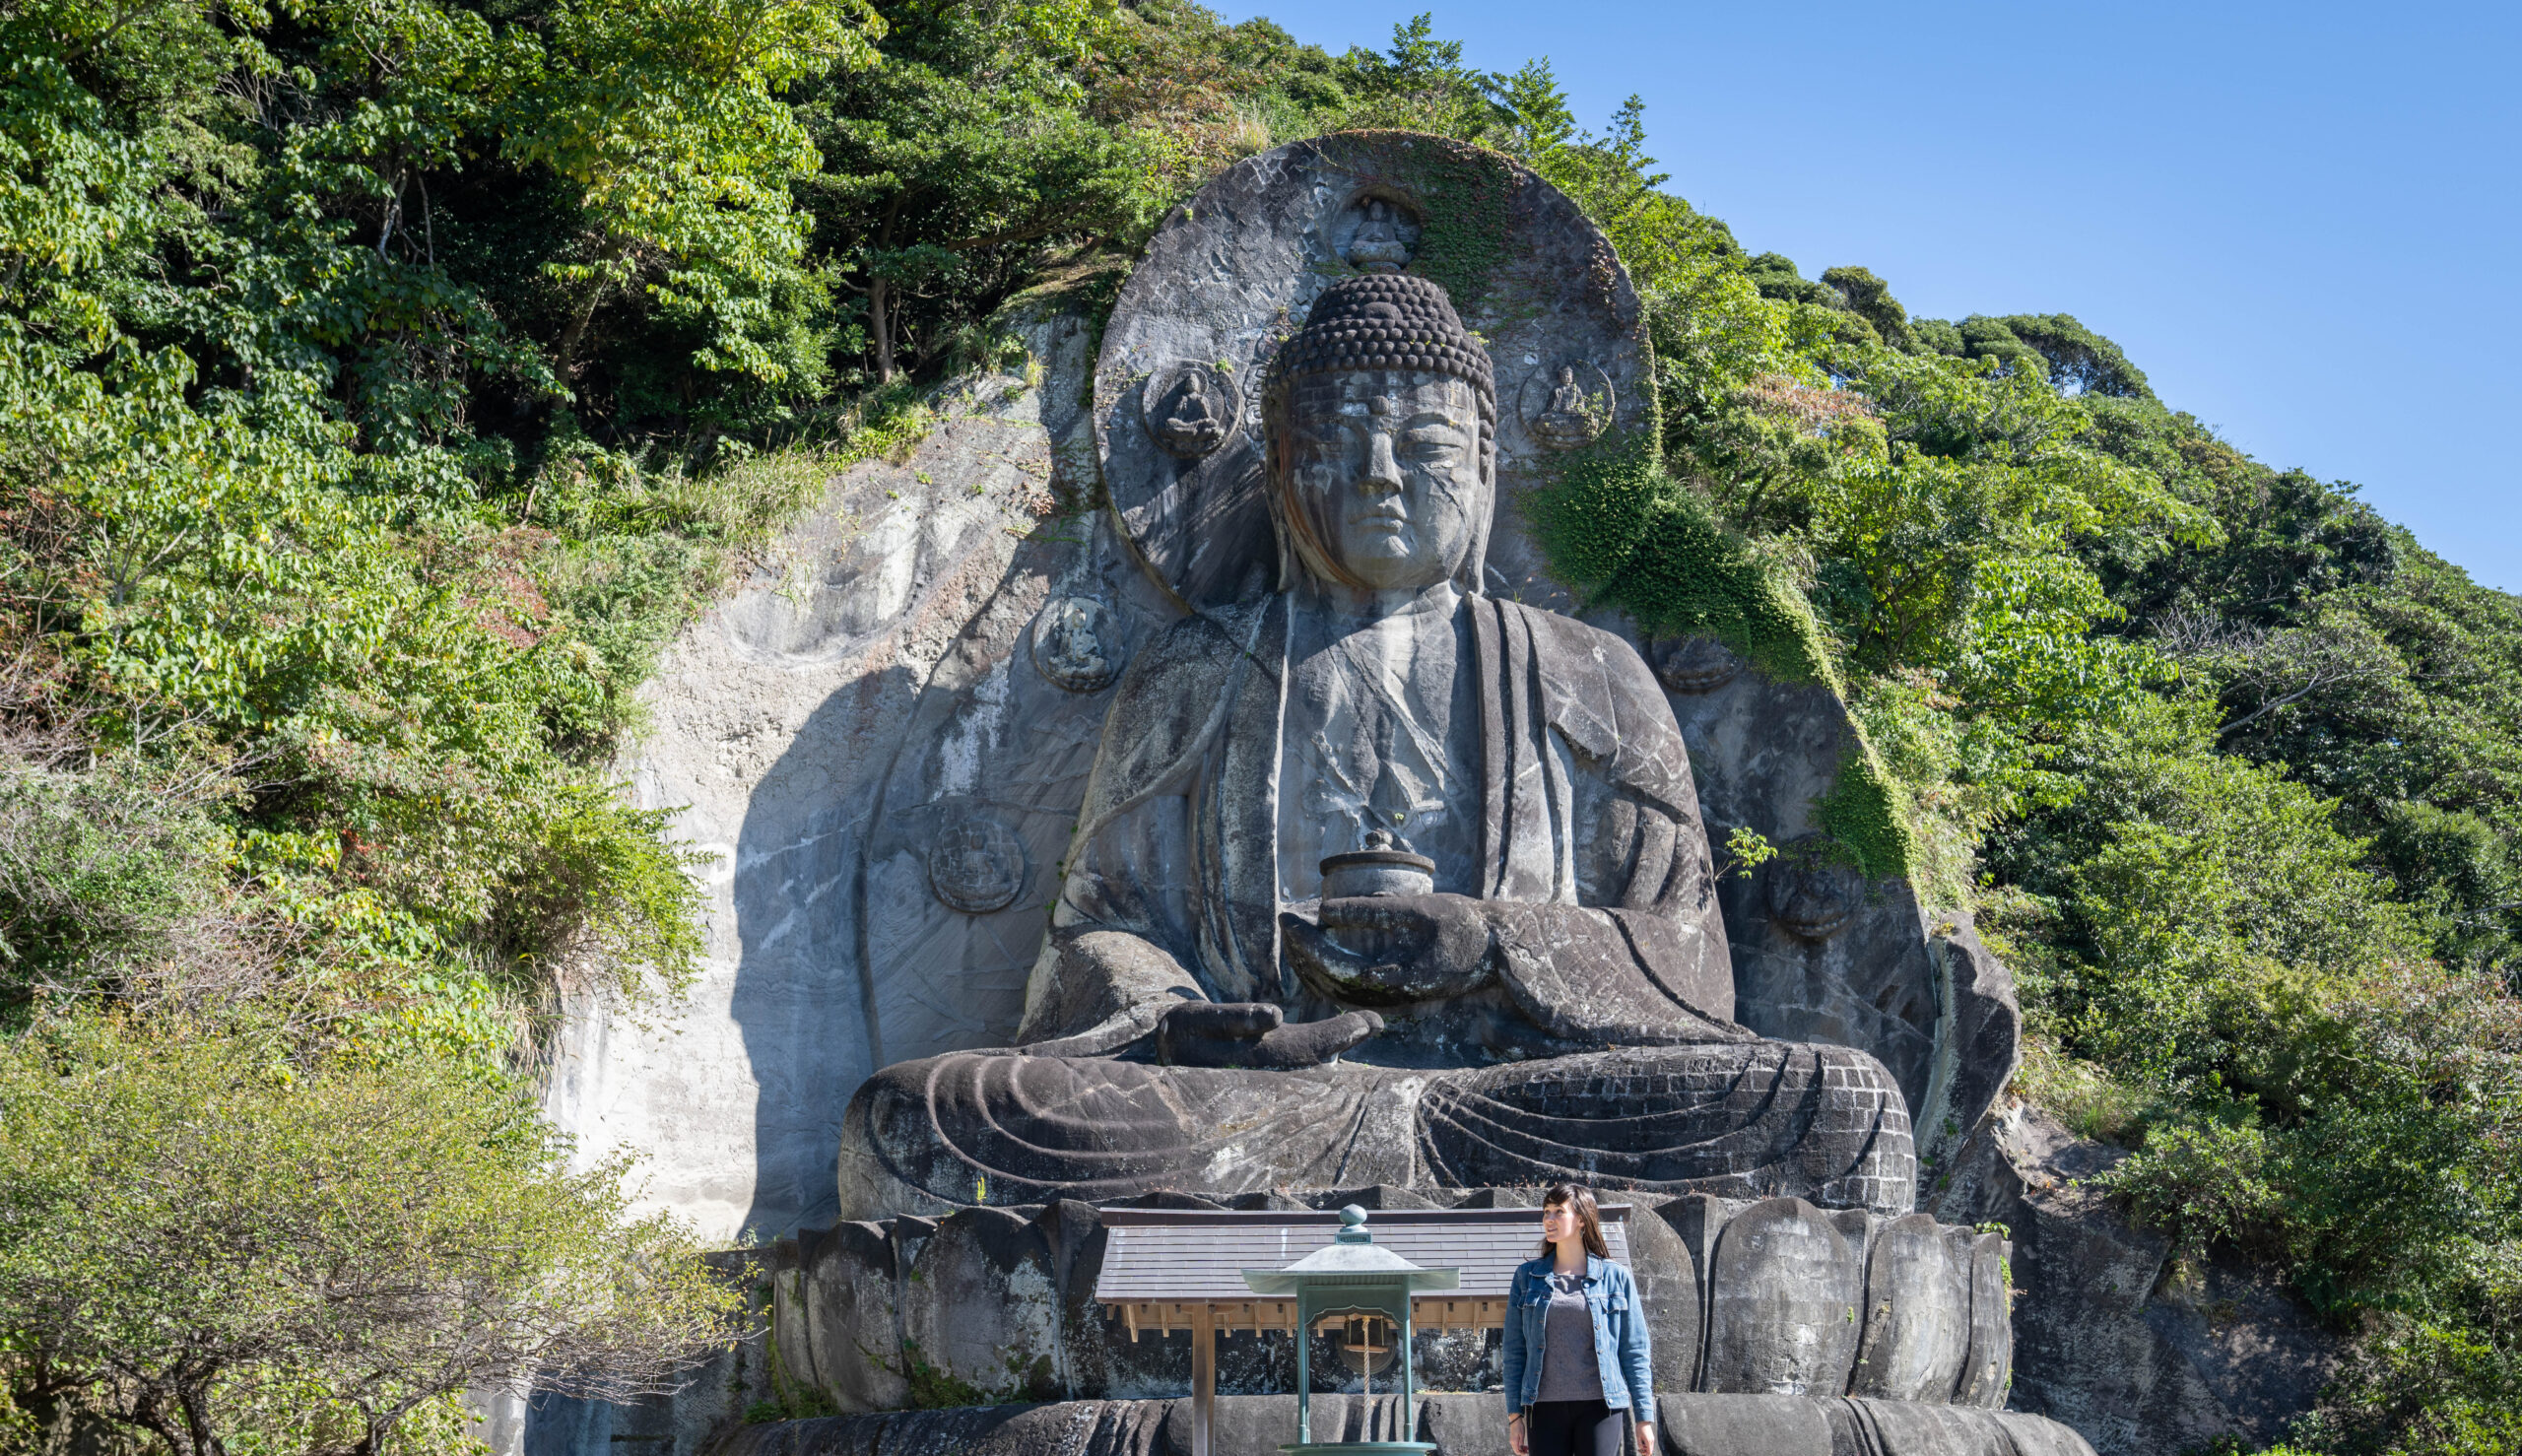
1093, 1205, 1632, 1305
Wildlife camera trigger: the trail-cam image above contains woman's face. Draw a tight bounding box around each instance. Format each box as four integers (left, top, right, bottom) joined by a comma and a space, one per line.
1541, 1201, 1582, 1247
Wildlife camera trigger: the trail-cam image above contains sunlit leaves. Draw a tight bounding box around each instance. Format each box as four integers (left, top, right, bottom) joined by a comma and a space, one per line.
0, 1017, 745, 1456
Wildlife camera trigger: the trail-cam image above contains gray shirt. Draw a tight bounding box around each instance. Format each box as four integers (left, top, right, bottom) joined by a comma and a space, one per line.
1534, 1269, 1603, 1403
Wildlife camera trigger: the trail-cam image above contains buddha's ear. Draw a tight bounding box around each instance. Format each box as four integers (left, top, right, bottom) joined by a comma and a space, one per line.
1453, 432, 1496, 596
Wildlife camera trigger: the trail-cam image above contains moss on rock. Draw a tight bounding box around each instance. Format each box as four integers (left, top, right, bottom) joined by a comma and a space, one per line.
1596, 478, 1839, 690
1815, 742, 1918, 883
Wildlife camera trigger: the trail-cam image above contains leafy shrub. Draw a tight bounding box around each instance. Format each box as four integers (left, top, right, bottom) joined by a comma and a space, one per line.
0, 1015, 745, 1456
2091, 1116, 2280, 1258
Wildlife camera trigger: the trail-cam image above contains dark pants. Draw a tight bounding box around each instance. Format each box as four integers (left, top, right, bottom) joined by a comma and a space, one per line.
1526, 1400, 1626, 1456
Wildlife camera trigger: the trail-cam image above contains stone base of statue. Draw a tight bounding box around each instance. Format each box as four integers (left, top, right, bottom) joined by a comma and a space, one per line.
751, 1190, 2022, 1421
838, 1043, 1917, 1222
711, 1393, 2096, 1456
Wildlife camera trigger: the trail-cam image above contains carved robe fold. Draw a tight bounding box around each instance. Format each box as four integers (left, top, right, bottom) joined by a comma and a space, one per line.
1016, 592, 1740, 1055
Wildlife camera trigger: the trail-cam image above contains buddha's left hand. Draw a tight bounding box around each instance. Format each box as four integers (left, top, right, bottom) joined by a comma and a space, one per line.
1282, 893, 1498, 1005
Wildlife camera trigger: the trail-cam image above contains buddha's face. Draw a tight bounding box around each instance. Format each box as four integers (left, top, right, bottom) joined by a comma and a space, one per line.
1272, 370, 1487, 592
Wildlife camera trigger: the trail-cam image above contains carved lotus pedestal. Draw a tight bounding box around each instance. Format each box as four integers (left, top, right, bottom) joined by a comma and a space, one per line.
738, 1190, 2093, 1456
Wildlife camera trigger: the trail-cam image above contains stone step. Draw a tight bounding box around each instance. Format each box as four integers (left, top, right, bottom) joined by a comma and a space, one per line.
714, 1393, 2094, 1456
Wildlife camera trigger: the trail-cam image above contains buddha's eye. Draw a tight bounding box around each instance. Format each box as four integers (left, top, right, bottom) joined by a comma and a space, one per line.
1403, 430, 1462, 463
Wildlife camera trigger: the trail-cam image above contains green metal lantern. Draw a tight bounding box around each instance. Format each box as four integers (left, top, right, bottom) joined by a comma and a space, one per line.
1242, 1206, 1460, 1456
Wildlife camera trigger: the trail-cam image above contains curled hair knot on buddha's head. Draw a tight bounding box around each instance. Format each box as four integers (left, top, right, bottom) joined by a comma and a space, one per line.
1260, 273, 1497, 453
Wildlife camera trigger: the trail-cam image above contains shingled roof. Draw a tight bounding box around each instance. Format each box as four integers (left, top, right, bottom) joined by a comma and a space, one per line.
1094, 1205, 1632, 1304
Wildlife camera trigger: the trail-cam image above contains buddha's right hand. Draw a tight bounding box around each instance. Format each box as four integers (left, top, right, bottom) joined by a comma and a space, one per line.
1283, 894, 1498, 1005
1155, 1002, 1382, 1069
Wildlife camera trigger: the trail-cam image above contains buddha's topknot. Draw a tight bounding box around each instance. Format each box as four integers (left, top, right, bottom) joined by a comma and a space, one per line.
1262, 274, 1495, 433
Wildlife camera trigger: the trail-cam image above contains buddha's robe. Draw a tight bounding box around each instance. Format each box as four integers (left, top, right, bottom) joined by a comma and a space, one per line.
836, 595, 1916, 1219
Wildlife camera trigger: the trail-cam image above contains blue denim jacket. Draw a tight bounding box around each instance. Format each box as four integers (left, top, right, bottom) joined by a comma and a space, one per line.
1499, 1253, 1656, 1424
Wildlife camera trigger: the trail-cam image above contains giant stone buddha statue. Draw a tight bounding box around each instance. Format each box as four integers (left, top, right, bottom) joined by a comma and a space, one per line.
835, 275, 1917, 1220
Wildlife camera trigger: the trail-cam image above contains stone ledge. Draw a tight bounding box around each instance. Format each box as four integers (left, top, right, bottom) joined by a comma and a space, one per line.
713, 1393, 2095, 1456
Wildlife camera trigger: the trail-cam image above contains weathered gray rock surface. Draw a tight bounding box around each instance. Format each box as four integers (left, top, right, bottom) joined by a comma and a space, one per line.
1927, 1100, 2339, 1456
541, 294, 1180, 1243
544, 139, 2021, 1248
1658, 639, 2020, 1178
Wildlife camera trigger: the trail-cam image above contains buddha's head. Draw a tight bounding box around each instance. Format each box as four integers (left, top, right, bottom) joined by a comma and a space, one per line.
1260, 275, 1495, 595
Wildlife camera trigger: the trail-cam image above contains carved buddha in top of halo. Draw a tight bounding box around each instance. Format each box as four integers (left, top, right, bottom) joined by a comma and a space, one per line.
835, 275, 1918, 1220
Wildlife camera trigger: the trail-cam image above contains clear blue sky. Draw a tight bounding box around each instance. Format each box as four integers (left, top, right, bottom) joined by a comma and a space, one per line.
1219, 0, 2522, 593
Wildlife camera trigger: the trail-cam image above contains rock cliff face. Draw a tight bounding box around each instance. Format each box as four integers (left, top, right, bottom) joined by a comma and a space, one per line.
541, 295, 1169, 1243
543, 293, 2015, 1249
1658, 643, 2020, 1179
1927, 1101, 2339, 1456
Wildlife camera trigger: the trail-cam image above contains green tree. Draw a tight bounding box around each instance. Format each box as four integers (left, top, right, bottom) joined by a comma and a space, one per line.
793, 0, 1161, 382
1331, 12, 1493, 138
0, 1016, 744, 1456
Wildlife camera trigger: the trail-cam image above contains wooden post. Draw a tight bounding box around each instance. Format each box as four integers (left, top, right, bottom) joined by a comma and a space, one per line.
1193, 1299, 1217, 1456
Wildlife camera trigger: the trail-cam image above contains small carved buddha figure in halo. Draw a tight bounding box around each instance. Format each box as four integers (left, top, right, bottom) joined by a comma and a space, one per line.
836, 275, 1917, 1220
1036, 597, 1114, 692
1547, 364, 1584, 415
1156, 369, 1226, 454
1345, 199, 1414, 272
1529, 364, 1601, 450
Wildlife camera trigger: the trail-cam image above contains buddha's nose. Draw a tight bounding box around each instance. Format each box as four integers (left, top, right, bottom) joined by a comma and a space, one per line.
1362, 429, 1404, 494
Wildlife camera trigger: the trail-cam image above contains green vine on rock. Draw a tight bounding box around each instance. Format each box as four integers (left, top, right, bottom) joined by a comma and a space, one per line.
1519, 368, 1909, 883
896, 1341, 993, 1410
1591, 472, 1839, 691
887, 1338, 1060, 1410
1815, 741, 1917, 882
1528, 429, 1662, 596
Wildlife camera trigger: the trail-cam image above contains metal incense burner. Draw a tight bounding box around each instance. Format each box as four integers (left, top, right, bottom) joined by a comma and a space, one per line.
1242, 1206, 1460, 1456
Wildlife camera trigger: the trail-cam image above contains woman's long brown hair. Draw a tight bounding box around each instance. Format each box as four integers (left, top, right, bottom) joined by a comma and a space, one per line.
1538, 1183, 1610, 1261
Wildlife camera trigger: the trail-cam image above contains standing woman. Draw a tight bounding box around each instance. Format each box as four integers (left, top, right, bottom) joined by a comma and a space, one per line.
1501, 1185, 1657, 1456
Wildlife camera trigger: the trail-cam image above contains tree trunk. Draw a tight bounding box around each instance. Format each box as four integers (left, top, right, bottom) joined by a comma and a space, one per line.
177, 1377, 222, 1456
554, 282, 606, 385
553, 238, 632, 385
869, 276, 894, 384
868, 193, 904, 385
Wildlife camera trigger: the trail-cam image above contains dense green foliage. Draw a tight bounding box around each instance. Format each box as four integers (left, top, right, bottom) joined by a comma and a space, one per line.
0, 1017, 743, 1456
1616, 147, 2522, 1456
1, 0, 2515, 1449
